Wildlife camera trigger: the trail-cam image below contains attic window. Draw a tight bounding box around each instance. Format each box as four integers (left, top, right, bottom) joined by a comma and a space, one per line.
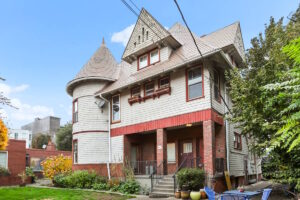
142, 28, 145, 42
134, 42, 136, 48
150, 49, 159, 64
138, 48, 160, 70
138, 36, 141, 44
146, 31, 149, 40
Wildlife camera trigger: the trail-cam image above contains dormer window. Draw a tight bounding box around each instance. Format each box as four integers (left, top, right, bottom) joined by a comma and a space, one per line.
150, 49, 159, 64
138, 48, 160, 70
139, 55, 148, 69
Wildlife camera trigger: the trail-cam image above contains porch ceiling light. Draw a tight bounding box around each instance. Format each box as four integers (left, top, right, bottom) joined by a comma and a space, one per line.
186, 123, 192, 127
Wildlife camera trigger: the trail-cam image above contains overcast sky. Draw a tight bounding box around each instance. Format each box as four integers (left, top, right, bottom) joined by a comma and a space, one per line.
0, 0, 299, 128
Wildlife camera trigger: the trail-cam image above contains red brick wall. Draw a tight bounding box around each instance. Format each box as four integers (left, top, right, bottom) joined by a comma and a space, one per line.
0, 139, 27, 186
203, 120, 215, 175
26, 148, 72, 160
156, 129, 167, 174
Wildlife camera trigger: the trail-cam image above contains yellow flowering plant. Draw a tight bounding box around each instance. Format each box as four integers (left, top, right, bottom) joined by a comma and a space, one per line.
0, 119, 8, 150
41, 154, 72, 180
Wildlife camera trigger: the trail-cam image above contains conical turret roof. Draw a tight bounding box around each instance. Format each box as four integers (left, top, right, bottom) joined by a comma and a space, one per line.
66, 38, 119, 95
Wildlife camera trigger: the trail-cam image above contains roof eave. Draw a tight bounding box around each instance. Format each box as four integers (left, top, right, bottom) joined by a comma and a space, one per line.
66, 76, 116, 96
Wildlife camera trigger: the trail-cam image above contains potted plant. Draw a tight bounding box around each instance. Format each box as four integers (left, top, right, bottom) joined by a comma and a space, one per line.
200, 189, 207, 199
25, 167, 36, 183
18, 171, 27, 187
190, 190, 201, 200
180, 184, 190, 199
174, 187, 181, 199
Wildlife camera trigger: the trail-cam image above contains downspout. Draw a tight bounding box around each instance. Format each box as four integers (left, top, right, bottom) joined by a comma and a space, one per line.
224, 80, 230, 173
99, 93, 111, 180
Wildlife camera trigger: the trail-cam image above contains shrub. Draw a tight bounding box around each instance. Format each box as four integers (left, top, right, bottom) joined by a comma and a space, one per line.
25, 167, 36, 182
92, 182, 110, 190
53, 170, 107, 189
118, 180, 140, 194
176, 168, 205, 191
0, 166, 10, 176
0, 119, 8, 150
41, 154, 72, 180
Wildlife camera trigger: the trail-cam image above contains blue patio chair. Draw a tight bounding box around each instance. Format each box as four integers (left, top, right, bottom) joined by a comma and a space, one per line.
261, 188, 272, 200
204, 186, 217, 200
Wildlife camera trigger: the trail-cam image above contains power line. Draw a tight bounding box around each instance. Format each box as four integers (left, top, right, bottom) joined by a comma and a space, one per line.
129, 0, 140, 12
173, 0, 232, 115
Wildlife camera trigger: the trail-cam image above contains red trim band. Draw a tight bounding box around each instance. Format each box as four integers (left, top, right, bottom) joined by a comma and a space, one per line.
111, 109, 223, 137
73, 130, 108, 135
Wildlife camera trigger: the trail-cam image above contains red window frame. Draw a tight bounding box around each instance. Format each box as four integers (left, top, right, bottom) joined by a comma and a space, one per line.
73, 139, 78, 164
158, 75, 170, 89
131, 86, 141, 97
144, 81, 155, 97
234, 132, 242, 150
72, 99, 78, 124
111, 94, 121, 124
137, 48, 160, 70
186, 65, 204, 102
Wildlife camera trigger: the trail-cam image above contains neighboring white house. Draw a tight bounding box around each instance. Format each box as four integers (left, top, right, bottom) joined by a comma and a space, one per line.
9, 129, 32, 148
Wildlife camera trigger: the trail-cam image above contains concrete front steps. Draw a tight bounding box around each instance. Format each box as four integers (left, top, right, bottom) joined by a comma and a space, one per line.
150, 175, 175, 198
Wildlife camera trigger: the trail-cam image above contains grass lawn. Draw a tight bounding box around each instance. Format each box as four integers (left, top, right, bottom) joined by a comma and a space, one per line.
0, 187, 133, 200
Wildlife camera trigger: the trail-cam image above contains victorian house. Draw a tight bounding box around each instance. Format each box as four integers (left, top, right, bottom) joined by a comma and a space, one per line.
66, 8, 261, 194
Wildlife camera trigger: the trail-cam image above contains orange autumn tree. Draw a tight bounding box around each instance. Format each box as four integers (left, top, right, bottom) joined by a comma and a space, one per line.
41, 154, 72, 180
0, 119, 8, 150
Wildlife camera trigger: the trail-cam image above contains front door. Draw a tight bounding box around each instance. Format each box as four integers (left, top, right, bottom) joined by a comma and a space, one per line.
180, 141, 193, 168
130, 144, 142, 174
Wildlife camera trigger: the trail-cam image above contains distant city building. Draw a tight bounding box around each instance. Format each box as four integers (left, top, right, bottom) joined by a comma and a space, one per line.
8, 129, 32, 148
21, 116, 60, 142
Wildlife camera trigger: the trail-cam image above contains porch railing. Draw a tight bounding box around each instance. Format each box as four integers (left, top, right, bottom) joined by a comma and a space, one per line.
172, 157, 203, 192
130, 160, 157, 175
150, 160, 166, 192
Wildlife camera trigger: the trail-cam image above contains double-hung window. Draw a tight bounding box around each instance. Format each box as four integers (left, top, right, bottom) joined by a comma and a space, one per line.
138, 49, 160, 70
112, 94, 121, 122
159, 76, 170, 88
73, 99, 78, 123
150, 49, 159, 64
214, 70, 220, 101
144, 82, 155, 96
234, 133, 242, 150
187, 67, 203, 100
139, 55, 148, 69
0, 151, 8, 169
73, 140, 78, 164
131, 86, 141, 98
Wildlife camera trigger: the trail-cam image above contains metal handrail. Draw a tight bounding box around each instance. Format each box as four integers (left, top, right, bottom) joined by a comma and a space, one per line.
150, 160, 165, 192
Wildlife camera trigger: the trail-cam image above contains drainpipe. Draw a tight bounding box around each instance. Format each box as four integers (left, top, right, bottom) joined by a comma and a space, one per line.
224, 81, 230, 173
99, 93, 111, 180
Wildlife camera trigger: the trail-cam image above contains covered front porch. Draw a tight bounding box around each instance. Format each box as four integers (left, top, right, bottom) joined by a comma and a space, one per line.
124, 120, 226, 177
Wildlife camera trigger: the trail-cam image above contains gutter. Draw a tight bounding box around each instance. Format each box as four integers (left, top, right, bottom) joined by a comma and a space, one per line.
98, 93, 112, 180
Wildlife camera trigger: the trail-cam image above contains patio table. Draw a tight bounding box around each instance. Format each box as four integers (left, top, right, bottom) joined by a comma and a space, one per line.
222, 190, 261, 200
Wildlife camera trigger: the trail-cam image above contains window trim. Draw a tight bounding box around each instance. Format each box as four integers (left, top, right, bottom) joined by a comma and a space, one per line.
234, 132, 242, 150
0, 151, 8, 169
144, 81, 155, 97
186, 65, 204, 102
73, 140, 78, 164
131, 86, 141, 98
111, 94, 121, 124
158, 75, 170, 89
137, 48, 160, 71
72, 99, 78, 124
213, 70, 221, 102
167, 143, 176, 163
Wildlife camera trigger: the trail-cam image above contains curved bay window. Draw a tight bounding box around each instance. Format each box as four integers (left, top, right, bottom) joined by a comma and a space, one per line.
112, 94, 121, 123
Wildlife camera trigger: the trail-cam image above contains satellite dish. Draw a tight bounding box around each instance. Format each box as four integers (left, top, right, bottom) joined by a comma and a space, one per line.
95, 100, 105, 109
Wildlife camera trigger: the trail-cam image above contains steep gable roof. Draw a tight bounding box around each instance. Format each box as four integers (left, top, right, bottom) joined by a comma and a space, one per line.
66, 39, 119, 95
122, 8, 180, 62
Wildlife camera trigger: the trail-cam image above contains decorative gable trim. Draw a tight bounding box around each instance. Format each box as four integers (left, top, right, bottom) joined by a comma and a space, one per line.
122, 8, 180, 63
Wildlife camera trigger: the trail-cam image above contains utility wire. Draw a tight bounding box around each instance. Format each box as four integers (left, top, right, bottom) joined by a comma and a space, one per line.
173, 0, 232, 115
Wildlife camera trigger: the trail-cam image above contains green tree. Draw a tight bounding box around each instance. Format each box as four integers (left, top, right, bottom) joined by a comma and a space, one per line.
32, 133, 50, 149
56, 123, 72, 151
226, 5, 300, 190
